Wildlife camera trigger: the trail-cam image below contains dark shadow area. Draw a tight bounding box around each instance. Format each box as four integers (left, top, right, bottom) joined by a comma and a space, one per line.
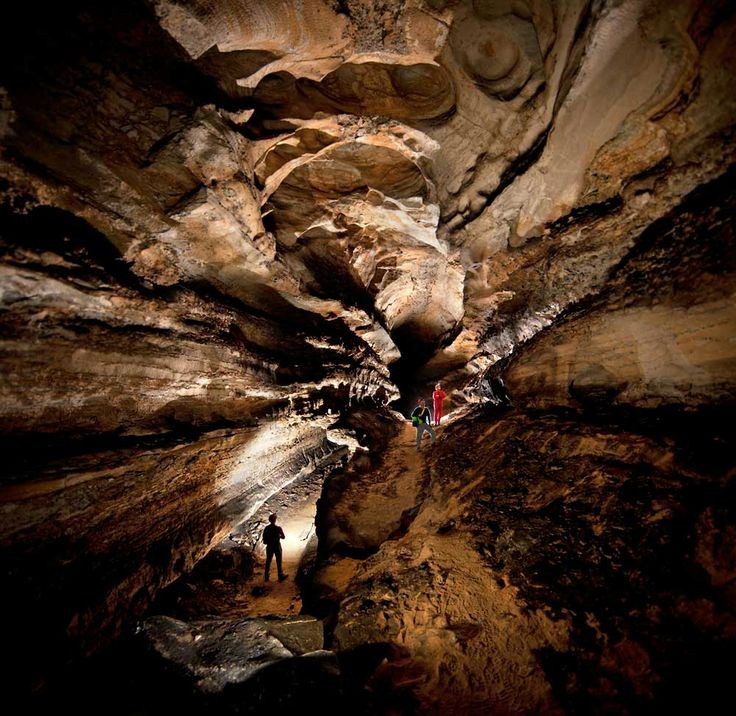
0, 201, 138, 288
25, 617, 418, 716
433, 402, 736, 714
0, 0, 226, 118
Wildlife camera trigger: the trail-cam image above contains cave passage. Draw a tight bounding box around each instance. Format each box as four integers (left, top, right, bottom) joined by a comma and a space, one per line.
1, 1, 735, 714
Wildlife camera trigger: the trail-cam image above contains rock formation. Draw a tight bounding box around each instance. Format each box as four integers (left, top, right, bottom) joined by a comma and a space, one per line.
0, 0, 734, 712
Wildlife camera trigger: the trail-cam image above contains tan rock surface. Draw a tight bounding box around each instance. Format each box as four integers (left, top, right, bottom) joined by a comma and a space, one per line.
0, 0, 734, 710
505, 167, 736, 409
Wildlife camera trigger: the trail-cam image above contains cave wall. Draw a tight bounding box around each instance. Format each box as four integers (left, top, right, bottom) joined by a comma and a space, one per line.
0, 0, 734, 707
505, 167, 736, 410
0, 1, 397, 690
318, 168, 736, 713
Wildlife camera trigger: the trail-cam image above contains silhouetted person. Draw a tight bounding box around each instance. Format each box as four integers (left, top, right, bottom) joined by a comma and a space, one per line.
262, 513, 287, 582
432, 382, 447, 426
411, 397, 436, 450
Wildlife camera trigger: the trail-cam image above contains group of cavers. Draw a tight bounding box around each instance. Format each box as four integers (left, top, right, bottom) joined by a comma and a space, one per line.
410, 381, 446, 450
259, 383, 448, 583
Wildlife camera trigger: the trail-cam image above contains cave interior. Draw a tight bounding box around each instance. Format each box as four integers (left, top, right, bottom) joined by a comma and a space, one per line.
1, 0, 735, 714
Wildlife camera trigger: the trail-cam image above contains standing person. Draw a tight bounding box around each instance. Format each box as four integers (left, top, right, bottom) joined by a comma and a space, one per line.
432, 382, 447, 426
411, 398, 436, 450
262, 513, 288, 582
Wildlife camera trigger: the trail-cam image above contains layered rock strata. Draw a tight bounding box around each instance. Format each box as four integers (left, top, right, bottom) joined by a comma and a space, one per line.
321, 405, 734, 713
314, 157, 736, 714
0, 0, 734, 710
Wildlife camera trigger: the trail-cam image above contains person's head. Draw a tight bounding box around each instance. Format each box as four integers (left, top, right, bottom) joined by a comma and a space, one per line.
435, 382, 442, 390
268, 513, 277, 524
418, 398, 425, 406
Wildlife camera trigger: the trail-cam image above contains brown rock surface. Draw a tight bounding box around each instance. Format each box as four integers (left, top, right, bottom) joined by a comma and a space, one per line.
314, 404, 734, 713
0, 0, 734, 712
504, 167, 736, 410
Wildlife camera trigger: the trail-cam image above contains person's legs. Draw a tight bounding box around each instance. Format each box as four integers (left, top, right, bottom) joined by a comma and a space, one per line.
416, 424, 435, 448
434, 402, 442, 425
275, 545, 285, 580
264, 545, 274, 581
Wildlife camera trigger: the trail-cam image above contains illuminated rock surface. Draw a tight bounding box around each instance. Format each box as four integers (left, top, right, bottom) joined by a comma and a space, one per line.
0, 0, 734, 713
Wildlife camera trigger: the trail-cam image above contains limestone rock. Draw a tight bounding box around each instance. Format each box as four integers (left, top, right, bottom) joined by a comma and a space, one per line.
260, 122, 465, 351
140, 614, 323, 692
319, 405, 735, 713
0, 0, 734, 709
504, 167, 736, 410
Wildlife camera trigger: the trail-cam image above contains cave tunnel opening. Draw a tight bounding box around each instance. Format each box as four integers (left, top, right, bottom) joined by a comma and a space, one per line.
388, 325, 462, 416
2, 0, 735, 713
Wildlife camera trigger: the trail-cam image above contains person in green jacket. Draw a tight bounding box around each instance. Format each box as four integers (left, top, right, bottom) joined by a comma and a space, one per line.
410, 398, 436, 450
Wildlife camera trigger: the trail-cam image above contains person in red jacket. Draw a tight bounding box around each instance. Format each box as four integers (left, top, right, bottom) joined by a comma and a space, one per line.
432, 382, 447, 426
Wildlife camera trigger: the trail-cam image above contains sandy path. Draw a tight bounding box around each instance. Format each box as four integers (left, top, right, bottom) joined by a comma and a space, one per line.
226, 411, 459, 618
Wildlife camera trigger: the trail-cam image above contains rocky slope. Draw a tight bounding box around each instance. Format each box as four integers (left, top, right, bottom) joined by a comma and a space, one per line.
0, 0, 734, 711
315, 168, 736, 713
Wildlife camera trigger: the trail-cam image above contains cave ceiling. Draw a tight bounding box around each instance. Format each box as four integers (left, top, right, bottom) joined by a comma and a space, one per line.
1, 0, 735, 707
4, 0, 733, 401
